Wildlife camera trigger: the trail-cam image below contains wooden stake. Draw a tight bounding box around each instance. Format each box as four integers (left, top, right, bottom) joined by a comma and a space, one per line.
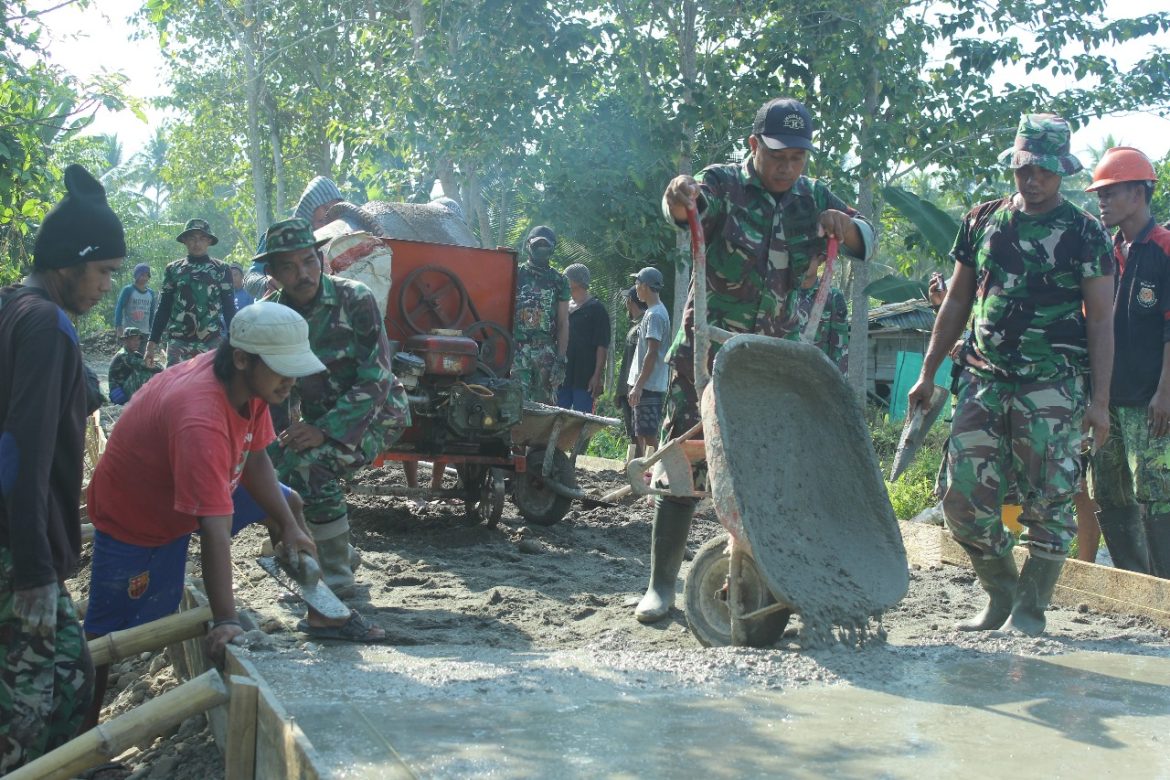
88, 606, 213, 667
5, 669, 229, 780
226, 675, 260, 780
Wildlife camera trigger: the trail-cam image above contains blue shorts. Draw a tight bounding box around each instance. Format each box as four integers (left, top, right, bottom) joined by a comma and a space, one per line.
84, 483, 292, 637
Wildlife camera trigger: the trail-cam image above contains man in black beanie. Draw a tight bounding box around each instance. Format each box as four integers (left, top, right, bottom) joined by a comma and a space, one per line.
0, 164, 125, 771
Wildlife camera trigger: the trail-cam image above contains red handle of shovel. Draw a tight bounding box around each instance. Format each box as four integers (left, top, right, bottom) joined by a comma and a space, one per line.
801, 236, 838, 344
686, 205, 712, 398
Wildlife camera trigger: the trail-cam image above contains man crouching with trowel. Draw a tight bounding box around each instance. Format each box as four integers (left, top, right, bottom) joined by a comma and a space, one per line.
907, 114, 1114, 637
636, 97, 875, 623
83, 303, 383, 729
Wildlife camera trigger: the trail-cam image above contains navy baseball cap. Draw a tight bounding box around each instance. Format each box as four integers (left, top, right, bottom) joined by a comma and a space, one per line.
631, 267, 664, 290
753, 98, 815, 152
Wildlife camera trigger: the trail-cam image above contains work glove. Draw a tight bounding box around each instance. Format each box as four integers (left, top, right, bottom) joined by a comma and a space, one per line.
13, 581, 59, 635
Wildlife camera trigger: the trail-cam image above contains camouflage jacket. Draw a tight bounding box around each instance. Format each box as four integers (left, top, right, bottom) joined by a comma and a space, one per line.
268, 274, 409, 450
513, 261, 570, 349
795, 285, 849, 374
107, 347, 160, 399
663, 160, 871, 361
952, 197, 1114, 382
150, 255, 235, 343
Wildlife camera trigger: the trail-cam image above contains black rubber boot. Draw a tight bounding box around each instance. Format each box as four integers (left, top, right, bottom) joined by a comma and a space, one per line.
1145, 513, 1170, 579
1096, 505, 1151, 574
957, 552, 1018, 631
1001, 553, 1065, 637
634, 498, 695, 623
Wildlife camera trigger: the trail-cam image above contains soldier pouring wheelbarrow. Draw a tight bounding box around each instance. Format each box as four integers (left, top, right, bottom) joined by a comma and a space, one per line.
635, 97, 876, 624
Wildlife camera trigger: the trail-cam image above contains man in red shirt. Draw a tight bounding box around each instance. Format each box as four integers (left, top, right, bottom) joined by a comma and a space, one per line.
83, 303, 382, 727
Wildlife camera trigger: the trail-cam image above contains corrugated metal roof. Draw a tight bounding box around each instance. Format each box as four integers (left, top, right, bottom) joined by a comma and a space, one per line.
868, 300, 936, 332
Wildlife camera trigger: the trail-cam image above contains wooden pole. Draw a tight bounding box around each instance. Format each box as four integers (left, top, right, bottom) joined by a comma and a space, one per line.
88, 606, 213, 667
226, 675, 260, 780
5, 669, 229, 780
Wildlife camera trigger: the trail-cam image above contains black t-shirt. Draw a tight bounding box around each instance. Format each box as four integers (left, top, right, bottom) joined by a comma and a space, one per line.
0, 285, 87, 587
1112, 219, 1170, 406
564, 296, 611, 389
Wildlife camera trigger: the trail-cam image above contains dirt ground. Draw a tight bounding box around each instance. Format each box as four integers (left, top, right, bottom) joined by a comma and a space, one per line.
69, 337, 1170, 778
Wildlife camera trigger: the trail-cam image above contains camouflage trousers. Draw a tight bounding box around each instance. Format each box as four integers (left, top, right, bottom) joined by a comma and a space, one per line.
657, 345, 706, 498
939, 371, 1086, 558
513, 342, 564, 406
0, 548, 93, 773
166, 335, 221, 367
121, 365, 160, 399
269, 425, 403, 533
1092, 404, 1170, 515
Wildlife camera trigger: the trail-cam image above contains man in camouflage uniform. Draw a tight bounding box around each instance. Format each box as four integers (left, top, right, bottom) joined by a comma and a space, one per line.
636, 97, 875, 623
795, 274, 849, 374
146, 218, 237, 367
1086, 146, 1170, 577
512, 225, 570, 405
261, 218, 410, 592
908, 114, 1115, 637
107, 326, 161, 405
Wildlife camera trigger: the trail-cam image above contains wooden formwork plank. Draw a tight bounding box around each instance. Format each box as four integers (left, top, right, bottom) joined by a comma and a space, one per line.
226, 675, 259, 780
228, 652, 324, 780
900, 520, 1170, 629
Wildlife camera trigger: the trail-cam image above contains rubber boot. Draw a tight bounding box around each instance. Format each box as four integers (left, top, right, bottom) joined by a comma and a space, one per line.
309, 517, 356, 594
1145, 512, 1170, 579
1096, 506, 1151, 574
634, 498, 695, 623
956, 552, 1018, 631
1001, 552, 1065, 637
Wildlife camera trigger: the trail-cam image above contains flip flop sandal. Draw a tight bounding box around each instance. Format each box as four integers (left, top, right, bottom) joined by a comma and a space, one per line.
296, 609, 387, 643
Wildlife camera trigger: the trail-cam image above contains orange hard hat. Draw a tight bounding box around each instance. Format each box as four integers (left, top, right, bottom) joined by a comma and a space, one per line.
1086, 146, 1156, 192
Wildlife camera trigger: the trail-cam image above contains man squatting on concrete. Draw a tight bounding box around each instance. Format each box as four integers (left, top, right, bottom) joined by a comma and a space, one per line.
261, 218, 412, 599
83, 304, 382, 729
558, 263, 610, 413
1085, 146, 1170, 577
636, 97, 875, 623
107, 326, 162, 405
146, 218, 237, 368
0, 165, 125, 772
907, 114, 1115, 637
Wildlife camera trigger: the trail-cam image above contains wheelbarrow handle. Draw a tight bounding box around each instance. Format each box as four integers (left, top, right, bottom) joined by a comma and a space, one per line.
686, 206, 712, 399
801, 236, 838, 344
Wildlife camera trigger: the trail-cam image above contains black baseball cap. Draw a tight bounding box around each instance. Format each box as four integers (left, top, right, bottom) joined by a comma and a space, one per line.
752, 98, 815, 151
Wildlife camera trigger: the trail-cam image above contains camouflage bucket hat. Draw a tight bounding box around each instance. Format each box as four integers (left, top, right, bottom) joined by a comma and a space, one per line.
252, 217, 329, 265
998, 114, 1083, 175
177, 217, 219, 245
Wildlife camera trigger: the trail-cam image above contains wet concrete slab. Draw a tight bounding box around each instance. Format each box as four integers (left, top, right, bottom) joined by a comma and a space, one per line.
250, 645, 1170, 779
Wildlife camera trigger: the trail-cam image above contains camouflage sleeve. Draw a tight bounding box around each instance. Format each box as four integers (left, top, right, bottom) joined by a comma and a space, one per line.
556, 273, 571, 303
314, 287, 398, 448
824, 288, 850, 374
108, 352, 130, 390
149, 265, 178, 342
1078, 215, 1115, 280
694, 165, 733, 240
814, 180, 874, 260
951, 198, 1005, 268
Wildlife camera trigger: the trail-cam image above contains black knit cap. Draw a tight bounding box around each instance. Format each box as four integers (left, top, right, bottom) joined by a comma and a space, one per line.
33, 164, 126, 270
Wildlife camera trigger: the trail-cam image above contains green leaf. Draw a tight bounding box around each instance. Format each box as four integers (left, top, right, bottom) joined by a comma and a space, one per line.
882, 186, 961, 260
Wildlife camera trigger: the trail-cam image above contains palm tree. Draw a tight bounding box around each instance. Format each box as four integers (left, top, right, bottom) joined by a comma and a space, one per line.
127, 125, 171, 219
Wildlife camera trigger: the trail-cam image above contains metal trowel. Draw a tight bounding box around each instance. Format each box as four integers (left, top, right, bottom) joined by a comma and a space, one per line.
889, 384, 950, 482
257, 553, 351, 619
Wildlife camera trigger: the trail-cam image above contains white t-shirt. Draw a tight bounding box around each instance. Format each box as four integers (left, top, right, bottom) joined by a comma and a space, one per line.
628, 301, 670, 393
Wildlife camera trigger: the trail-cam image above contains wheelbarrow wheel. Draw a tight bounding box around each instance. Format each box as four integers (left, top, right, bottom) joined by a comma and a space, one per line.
511, 448, 574, 526
684, 533, 791, 648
